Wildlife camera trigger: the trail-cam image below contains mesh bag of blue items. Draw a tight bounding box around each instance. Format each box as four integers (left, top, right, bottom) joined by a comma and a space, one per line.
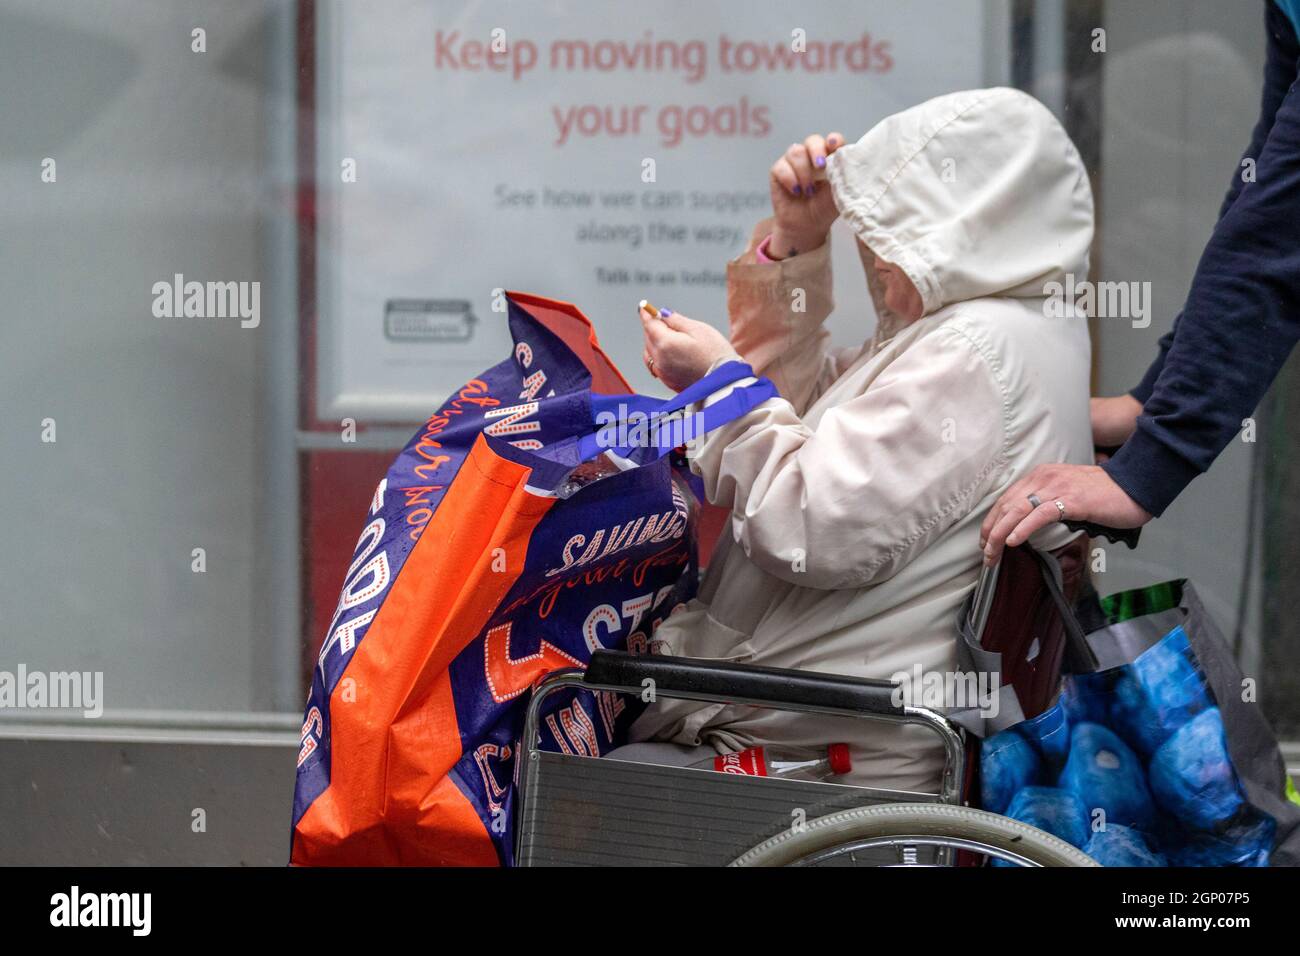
976, 562, 1300, 867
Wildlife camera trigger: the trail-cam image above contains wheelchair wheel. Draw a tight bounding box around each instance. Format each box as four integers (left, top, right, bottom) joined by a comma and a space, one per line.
729, 803, 1100, 867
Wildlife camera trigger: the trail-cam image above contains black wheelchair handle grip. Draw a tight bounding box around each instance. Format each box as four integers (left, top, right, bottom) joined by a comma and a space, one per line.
1064, 519, 1141, 550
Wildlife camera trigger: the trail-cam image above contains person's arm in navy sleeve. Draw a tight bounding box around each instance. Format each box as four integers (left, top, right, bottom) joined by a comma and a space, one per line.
1129, 0, 1300, 407
1104, 5, 1300, 516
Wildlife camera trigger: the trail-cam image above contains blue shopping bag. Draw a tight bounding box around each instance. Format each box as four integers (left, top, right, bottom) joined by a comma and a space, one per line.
978, 579, 1300, 867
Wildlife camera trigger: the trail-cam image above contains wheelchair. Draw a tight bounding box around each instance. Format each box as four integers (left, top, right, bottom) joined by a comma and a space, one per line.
514, 520, 1139, 867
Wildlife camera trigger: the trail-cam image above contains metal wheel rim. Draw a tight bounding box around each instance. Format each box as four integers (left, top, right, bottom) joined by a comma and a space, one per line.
791, 835, 1040, 867
730, 802, 1099, 868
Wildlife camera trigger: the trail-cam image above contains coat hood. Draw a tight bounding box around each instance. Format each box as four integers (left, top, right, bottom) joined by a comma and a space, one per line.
827, 87, 1095, 337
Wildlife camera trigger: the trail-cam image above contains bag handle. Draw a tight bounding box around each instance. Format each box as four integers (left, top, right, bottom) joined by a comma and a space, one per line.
1028, 548, 1099, 674
579, 360, 777, 463
1029, 523, 1140, 674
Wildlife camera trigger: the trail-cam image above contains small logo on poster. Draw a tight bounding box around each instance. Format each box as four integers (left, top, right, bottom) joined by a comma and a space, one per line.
384, 299, 477, 342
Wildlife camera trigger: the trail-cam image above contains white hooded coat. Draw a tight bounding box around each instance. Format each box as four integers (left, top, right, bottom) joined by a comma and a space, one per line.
627, 88, 1095, 793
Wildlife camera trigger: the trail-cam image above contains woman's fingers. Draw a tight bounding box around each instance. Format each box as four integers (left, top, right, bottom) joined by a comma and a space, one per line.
640, 314, 669, 382
640, 304, 691, 368
772, 133, 844, 197
803, 133, 828, 178
1003, 501, 1063, 549
980, 463, 1088, 564
784, 142, 815, 194
982, 499, 1040, 565
979, 463, 1066, 564
642, 305, 684, 339
986, 503, 1062, 565
639, 305, 666, 347
770, 156, 800, 196
659, 309, 697, 332
981, 462, 1152, 566
979, 474, 1032, 545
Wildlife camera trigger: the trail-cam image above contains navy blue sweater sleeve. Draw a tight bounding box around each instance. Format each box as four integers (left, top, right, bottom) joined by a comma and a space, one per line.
1106, 2, 1300, 516
1129, 0, 1300, 406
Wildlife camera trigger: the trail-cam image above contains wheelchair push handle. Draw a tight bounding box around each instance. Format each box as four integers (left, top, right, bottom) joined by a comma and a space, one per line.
1062, 519, 1141, 550
584, 649, 907, 717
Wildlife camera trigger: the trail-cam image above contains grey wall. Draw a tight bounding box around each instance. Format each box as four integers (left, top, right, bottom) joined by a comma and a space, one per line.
0, 0, 297, 713
0, 731, 297, 865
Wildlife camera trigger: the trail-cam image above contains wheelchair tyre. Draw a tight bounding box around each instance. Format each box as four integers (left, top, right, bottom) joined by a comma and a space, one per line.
729, 802, 1100, 867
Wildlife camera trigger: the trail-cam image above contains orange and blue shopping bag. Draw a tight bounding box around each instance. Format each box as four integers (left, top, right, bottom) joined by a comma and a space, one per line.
290, 291, 775, 865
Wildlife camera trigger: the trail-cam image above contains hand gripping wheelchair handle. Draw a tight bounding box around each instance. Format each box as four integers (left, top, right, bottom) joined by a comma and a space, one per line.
1062, 519, 1141, 550
584, 649, 907, 717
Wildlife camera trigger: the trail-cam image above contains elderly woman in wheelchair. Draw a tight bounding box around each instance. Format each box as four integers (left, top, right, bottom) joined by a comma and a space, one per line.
518, 89, 1105, 866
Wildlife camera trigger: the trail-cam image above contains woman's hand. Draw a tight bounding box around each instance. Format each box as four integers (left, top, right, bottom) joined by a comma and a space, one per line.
979, 463, 1152, 566
640, 304, 736, 393
1091, 394, 1143, 462
768, 132, 845, 259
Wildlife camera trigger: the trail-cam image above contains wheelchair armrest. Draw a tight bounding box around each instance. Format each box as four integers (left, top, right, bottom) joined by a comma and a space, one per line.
584, 650, 905, 717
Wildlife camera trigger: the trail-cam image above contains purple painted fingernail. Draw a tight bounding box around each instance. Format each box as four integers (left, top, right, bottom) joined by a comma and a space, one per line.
815, 156, 826, 168
792, 184, 802, 196
807, 184, 815, 195
659, 308, 672, 318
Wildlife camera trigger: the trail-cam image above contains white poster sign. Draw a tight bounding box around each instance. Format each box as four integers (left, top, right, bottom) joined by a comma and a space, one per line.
316, 0, 998, 421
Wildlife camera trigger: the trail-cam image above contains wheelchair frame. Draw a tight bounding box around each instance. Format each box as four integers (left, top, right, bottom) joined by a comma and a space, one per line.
514, 523, 1136, 867
514, 651, 966, 866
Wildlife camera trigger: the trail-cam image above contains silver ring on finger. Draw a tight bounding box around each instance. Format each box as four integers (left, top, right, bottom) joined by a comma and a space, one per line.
1027, 493, 1042, 509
